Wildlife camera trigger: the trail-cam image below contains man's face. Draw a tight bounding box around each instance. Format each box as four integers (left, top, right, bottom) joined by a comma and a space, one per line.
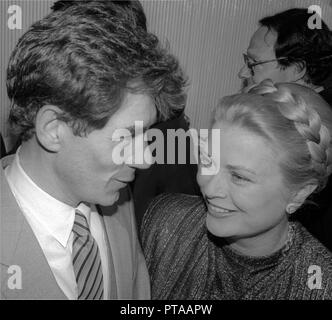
54, 92, 157, 207
238, 26, 295, 88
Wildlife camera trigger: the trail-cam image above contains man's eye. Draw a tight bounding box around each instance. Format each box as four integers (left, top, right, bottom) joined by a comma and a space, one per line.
112, 135, 132, 142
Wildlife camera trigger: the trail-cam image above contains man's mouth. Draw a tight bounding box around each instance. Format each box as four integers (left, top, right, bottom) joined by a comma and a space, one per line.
114, 174, 135, 184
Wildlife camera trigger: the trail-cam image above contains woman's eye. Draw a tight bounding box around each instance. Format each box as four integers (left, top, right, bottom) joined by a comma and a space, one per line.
231, 172, 251, 183
199, 151, 213, 167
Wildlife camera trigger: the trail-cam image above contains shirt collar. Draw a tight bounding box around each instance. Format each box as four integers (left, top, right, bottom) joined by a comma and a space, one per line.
6, 150, 77, 247
75, 202, 92, 226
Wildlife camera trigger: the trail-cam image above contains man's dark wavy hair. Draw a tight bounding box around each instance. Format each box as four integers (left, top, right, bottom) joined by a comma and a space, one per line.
7, 2, 186, 141
260, 8, 332, 87
51, 0, 147, 31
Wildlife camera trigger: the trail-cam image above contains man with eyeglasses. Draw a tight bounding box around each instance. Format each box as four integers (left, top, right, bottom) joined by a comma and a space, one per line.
239, 8, 332, 253
238, 8, 332, 107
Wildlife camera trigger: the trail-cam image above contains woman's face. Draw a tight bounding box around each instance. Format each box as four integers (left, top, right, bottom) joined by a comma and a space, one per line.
197, 121, 292, 240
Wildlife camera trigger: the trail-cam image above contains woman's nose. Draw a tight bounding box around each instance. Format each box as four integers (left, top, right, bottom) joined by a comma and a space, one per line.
204, 174, 228, 199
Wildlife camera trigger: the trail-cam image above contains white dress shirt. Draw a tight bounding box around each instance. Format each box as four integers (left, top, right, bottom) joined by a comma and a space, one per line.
4, 150, 110, 299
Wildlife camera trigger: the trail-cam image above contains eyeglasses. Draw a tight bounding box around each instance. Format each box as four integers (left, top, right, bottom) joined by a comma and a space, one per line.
243, 53, 288, 75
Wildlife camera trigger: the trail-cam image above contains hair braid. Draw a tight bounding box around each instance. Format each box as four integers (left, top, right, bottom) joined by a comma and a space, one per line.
250, 80, 332, 186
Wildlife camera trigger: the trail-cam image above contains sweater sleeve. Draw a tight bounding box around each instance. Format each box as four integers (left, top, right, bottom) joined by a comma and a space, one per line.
140, 193, 208, 299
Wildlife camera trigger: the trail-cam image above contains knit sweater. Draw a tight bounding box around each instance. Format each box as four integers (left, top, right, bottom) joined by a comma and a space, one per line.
141, 193, 332, 300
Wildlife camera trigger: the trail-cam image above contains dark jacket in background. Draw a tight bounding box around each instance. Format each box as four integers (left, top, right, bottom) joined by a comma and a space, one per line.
320, 87, 332, 107
131, 113, 201, 230
0, 133, 6, 158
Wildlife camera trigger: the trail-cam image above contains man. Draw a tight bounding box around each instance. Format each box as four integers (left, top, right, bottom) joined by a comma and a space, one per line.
6, 0, 200, 230
86, 0, 201, 230
238, 8, 332, 251
238, 8, 332, 104
0, 2, 186, 299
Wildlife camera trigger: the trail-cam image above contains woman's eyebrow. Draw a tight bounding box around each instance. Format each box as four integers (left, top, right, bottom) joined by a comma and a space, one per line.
226, 164, 257, 175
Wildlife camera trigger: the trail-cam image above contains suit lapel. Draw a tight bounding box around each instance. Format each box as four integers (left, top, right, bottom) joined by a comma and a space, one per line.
1, 156, 67, 299
97, 186, 135, 299
96, 206, 118, 299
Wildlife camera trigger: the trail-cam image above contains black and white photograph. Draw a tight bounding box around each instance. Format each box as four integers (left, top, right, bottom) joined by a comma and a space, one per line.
0, 0, 332, 307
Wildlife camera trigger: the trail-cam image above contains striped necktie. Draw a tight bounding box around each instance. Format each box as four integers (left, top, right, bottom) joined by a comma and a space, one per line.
72, 209, 104, 300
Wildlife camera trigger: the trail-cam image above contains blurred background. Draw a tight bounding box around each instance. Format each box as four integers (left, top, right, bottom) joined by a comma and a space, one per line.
1, 0, 332, 150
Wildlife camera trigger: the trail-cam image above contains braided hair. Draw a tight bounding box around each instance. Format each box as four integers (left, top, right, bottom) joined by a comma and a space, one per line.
215, 80, 332, 192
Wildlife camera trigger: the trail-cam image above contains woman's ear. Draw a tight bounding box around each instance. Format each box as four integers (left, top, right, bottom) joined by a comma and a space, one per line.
35, 105, 65, 152
288, 184, 318, 212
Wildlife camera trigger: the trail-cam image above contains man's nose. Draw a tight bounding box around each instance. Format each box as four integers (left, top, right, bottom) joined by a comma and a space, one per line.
127, 135, 153, 170
128, 162, 151, 170
238, 64, 251, 79
127, 156, 152, 170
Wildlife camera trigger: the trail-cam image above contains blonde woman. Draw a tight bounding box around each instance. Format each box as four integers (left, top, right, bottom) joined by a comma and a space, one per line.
141, 80, 332, 300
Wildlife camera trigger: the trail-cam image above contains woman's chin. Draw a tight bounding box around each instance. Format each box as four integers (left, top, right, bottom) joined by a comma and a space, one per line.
206, 215, 236, 238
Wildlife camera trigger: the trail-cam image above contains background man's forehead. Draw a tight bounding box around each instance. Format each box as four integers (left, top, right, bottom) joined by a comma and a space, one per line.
250, 26, 277, 49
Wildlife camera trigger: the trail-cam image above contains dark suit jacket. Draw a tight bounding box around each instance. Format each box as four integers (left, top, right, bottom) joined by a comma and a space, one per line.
0, 155, 150, 299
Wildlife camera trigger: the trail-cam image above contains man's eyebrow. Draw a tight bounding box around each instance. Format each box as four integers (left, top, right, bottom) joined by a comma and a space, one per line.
246, 51, 259, 61
227, 164, 257, 175
124, 125, 150, 137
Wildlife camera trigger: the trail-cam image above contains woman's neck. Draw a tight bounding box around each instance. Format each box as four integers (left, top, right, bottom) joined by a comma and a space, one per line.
226, 219, 290, 257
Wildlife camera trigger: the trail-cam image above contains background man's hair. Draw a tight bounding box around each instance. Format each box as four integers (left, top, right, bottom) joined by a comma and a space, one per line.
259, 8, 332, 88
51, 0, 147, 30
7, 1, 186, 141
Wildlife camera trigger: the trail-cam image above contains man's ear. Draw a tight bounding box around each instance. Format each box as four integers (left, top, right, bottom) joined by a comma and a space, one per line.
285, 62, 307, 83
290, 184, 318, 211
35, 105, 66, 152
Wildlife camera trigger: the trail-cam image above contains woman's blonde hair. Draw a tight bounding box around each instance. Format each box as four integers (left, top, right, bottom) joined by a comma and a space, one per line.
215, 80, 332, 192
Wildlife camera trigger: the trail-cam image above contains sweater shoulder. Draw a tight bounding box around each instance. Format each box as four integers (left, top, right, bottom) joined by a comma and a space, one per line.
140, 193, 209, 299
140, 193, 207, 263
141, 193, 206, 237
